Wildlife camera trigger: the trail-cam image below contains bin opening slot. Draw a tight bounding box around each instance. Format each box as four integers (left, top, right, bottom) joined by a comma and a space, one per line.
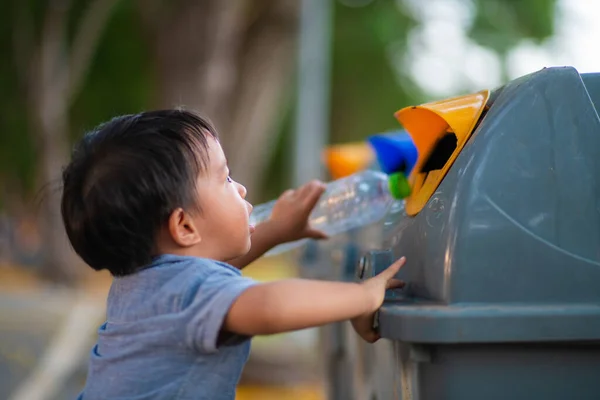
394, 89, 490, 216
421, 132, 457, 173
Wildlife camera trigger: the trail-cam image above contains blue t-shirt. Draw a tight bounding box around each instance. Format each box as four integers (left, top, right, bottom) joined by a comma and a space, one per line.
78, 254, 258, 400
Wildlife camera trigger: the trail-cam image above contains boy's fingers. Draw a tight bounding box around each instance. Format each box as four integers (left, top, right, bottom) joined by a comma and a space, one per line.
362, 331, 381, 343
302, 181, 326, 209
304, 179, 325, 193
386, 278, 405, 290
296, 180, 316, 195
292, 181, 313, 201
279, 189, 294, 200
305, 229, 329, 240
378, 257, 406, 280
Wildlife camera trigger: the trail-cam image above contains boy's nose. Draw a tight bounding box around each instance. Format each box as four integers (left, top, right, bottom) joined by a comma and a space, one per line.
237, 182, 247, 199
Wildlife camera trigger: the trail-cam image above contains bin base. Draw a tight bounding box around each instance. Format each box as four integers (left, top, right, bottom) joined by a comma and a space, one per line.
393, 342, 600, 400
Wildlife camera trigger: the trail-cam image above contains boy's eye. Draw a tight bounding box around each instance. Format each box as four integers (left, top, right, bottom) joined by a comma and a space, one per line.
226, 176, 233, 183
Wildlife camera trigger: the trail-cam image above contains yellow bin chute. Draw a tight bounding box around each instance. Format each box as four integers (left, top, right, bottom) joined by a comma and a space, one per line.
396, 90, 490, 216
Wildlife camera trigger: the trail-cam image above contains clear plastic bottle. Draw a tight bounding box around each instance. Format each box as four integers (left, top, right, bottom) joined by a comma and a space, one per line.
250, 170, 398, 256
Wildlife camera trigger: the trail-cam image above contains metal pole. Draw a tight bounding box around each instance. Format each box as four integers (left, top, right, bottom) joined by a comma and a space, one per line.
294, 4, 340, 400
293, 0, 333, 187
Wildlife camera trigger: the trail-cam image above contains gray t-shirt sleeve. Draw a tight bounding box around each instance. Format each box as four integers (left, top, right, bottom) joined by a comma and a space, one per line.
183, 269, 257, 354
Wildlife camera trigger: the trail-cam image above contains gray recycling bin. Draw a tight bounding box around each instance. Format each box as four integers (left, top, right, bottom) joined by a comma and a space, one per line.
302, 66, 600, 400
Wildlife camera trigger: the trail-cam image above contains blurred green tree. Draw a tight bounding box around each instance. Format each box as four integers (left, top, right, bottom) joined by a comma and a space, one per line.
1, 0, 299, 283
135, 0, 299, 202
328, 0, 558, 143
2, 0, 124, 282
468, 0, 557, 81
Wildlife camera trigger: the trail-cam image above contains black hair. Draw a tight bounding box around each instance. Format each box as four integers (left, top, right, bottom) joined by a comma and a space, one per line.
61, 109, 217, 276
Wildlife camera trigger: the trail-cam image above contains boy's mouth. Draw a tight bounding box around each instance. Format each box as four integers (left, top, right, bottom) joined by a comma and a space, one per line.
249, 224, 255, 234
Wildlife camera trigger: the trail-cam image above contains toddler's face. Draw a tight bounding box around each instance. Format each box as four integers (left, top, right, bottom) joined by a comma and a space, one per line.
191, 136, 254, 261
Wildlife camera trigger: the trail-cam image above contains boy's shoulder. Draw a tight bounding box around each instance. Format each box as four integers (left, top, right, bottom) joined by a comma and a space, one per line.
155, 255, 242, 279
106, 255, 247, 323
115, 254, 242, 288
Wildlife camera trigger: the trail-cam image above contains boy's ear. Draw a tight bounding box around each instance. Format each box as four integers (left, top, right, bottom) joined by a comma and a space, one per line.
167, 208, 202, 247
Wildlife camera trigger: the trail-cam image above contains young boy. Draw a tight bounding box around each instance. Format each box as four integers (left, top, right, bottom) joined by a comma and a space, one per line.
61, 109, 406, 400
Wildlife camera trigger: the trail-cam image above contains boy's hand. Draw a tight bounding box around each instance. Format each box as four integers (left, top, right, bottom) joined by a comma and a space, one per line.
268, 180, 328, 243
351, 257, 406, 343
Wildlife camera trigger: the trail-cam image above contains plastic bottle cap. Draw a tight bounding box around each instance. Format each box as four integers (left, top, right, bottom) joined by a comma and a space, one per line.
388, 172, 411, 199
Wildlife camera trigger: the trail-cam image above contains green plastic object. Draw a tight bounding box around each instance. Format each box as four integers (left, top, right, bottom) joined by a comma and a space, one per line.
388, 172, 411, 199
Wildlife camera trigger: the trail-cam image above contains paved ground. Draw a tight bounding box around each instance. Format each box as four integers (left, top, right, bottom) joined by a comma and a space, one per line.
0, 290, 88, 400
0, 260, 326, 400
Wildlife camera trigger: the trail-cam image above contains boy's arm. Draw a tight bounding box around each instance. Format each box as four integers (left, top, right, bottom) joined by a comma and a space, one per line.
226, 221, 284, 269
227, 180, 327, 270
223, 257, 406, 342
